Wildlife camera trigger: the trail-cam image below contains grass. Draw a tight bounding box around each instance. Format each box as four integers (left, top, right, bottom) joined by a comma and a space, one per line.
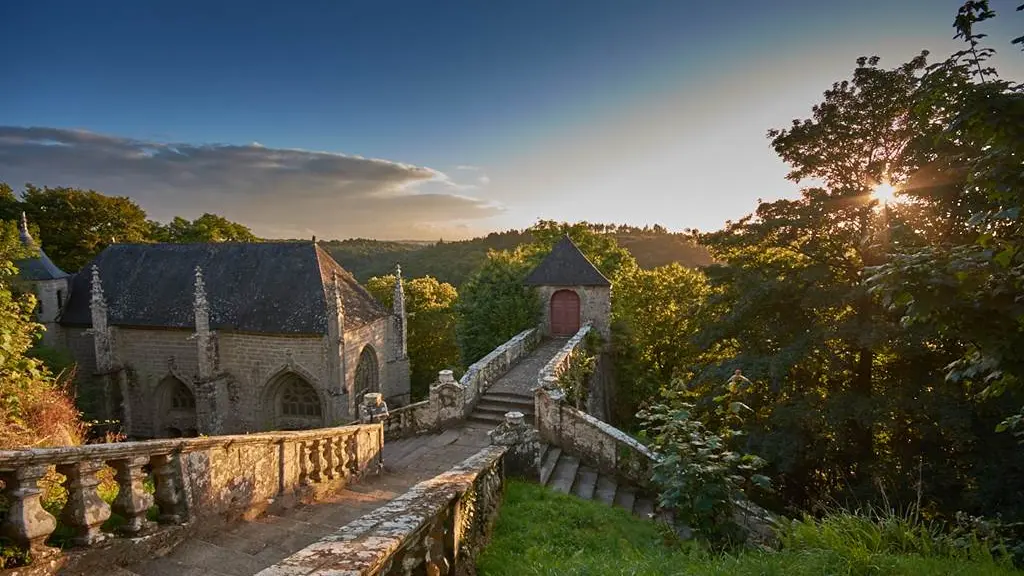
477, 481, 1020, 576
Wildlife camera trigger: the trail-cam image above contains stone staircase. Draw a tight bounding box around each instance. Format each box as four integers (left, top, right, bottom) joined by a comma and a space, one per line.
467, 390, 534, 427
538, 443, 664, 521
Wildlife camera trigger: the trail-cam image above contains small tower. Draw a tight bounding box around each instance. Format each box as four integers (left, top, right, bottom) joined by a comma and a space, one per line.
523, 235, 611, 338
14, 213, 71, 345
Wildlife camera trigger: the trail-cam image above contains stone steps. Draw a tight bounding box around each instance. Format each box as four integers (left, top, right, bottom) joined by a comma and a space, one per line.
467, 390, 535, 427
538, 443, 662, 522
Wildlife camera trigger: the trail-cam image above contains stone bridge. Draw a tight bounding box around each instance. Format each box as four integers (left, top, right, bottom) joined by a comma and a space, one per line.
0, 325, 662, 576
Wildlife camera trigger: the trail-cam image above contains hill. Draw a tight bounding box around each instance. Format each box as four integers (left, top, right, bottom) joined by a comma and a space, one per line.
321, 227, 712, 285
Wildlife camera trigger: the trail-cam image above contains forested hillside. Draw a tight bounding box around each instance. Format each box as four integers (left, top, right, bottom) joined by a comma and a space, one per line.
321, 225, 711, 285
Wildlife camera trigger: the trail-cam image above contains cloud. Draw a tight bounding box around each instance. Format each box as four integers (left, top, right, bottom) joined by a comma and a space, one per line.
455, 165, 483, 171
0, 126, 503, 240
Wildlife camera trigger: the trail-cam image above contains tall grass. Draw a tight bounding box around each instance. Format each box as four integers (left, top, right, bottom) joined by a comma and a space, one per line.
477, 481, 1018, 576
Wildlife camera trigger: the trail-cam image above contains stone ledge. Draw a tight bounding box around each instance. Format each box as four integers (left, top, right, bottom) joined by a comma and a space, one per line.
257, 444, 507, 576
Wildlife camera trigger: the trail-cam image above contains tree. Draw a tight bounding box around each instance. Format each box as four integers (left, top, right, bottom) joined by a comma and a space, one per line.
610, 263, 710, 427
455, 250, 541, 365
366, 274, 460, 400
150, 213, 258, 243
20, 184, 151, 272
0, 220, 82, 449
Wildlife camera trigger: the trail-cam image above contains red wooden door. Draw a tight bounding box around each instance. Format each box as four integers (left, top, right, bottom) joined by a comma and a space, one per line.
550, 290, 581, 336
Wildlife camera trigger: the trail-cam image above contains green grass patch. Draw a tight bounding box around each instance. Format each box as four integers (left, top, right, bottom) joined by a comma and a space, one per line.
477, 481, 1019, 576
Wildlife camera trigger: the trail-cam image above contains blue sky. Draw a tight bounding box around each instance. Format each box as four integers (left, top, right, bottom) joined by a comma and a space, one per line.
2, 0, 1022, 239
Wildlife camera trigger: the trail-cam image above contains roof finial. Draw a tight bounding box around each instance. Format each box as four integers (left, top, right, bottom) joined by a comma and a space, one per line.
18, 212, 32, 245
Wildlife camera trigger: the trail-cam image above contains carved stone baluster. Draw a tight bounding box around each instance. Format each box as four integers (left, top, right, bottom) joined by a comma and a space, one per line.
321, 436, 336, 481
0, 465, 57, 554
333, 435, 349, 479
298, 440, 312, 486
150, 454, 185, 524
55, 461, 111, 545
308, 439, 325, 483
109, 456, 153, 534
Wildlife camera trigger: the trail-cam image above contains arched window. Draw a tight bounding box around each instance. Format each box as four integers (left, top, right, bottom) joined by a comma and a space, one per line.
265, 371, 324, 430
354, 346, 379, 399
279, 377, 322, 417
157, 375, 197, 438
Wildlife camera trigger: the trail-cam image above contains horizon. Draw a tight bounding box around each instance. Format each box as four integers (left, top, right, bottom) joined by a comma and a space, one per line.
2, 0, 1023, 241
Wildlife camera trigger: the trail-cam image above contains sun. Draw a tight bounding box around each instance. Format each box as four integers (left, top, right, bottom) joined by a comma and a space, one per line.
872, 181, 899, 204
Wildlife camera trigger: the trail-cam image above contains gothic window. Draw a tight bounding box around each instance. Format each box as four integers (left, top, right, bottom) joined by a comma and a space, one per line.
279, 377, 322, 417
170, 383, 196, 410
56, 289, 64, 310
354, 346, 379, 399
158, 375, 197, 439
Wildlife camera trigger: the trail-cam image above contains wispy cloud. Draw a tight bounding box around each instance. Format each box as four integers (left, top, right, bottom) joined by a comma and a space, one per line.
0, 126, 502, 239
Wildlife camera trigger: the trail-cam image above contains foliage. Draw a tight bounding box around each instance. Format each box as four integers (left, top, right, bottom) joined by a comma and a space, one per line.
610, 263, 711, 428
0, 220, 84, 450
2, 183, 261, 273
19, 184, 152, 272
866, 1, 1024, 402
654, 17, 1024, 522
557, 347, 596, 410
322, 223, 710, 287
455, 250, 541, 365
149, 213, 258, 243
638, 387, 770, 548
365, 274, 460, 400
477, 480, 1016, 576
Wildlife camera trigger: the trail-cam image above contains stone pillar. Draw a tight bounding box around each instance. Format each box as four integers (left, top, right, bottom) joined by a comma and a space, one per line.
88, 265, 113, 373
429, 369, 466, 427
192, 266, 216, 381
489, 411, 541, 480
0, 465, 57, 554
325, 272, 348, 417
151, 454, 186, 524
359, 392, 389, 423
393, 264, 407, 360
191, 266, 224, 434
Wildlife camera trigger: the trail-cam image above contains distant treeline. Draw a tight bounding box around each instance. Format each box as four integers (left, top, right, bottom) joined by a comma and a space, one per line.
321, 224, 712, 286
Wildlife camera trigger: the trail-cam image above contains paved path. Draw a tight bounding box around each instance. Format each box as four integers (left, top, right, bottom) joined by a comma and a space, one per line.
488, 337, 567, 396
118, 339, 567, 576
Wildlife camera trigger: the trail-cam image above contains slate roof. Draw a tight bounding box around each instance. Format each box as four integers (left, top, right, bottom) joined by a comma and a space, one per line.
523, 236, 611, 287
15, 214, 69, 281
59, 242, 388, 334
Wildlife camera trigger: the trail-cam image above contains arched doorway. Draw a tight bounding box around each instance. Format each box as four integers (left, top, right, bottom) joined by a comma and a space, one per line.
550, 289, 581, 336
354, 346, 379, 401
157, 375, 198, 438
266, 371, 324, 430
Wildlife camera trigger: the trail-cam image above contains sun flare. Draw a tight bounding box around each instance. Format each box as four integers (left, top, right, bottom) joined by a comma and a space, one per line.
872, 181, 898, 204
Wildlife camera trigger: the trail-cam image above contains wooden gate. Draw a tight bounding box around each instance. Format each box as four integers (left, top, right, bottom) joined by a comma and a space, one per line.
550, 289, 581, 336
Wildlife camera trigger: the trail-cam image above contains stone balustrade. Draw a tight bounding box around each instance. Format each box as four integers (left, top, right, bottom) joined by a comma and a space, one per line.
258, 443, 509, 576
0, 424, 384, 568
376, 327, 542, 440
534, 323, 658, 489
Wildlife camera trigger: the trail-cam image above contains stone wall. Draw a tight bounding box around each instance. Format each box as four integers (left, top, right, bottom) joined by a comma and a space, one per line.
534, 324, 657, 489
60, 314, 414, 438
379, 400, 432, 440
257, 444, 507, 576
536, 285, 611, 338
0, 423, 384, 575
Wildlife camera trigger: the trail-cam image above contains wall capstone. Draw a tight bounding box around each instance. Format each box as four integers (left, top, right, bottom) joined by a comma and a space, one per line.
489, 411, 540, 480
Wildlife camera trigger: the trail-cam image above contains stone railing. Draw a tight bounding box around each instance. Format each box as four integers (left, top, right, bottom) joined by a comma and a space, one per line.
257, 444, 508, 576
373, 327, 541, 439
0, 424, 384, 571
534, 323, 657, 489
535, 322, 593, 391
